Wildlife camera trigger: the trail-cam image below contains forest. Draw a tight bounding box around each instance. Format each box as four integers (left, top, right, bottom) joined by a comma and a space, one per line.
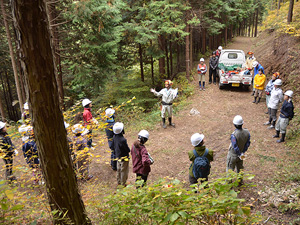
0, 0, 300, 224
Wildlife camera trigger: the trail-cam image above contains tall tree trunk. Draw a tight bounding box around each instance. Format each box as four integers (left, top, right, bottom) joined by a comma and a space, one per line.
201, 28, 206, 54
47, 1, 65, 110
1, 0, 24, 114
287, 0, 294, 23
225, 27, 228, 46
158, 35, 166, 78
0, 92, 5, 121
255, 7, 259, 37
150, 40, 154, 85
169, 38, 173, 78
138, 43, 144, 82
252, 12, 255, 37
189, 26, 193, 70
176, 37, 180, 73
0, 72, 12, 119
5, 71, 18, 121
11, 0, 91, 224
165, 39, 170, 78
185, 24, 190, 79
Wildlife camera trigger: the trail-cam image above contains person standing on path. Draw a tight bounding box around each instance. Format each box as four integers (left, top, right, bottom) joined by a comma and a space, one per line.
252, 68, 266, 104
197, 58, 207, 90
264, 79, 284, 129
104, 108, 117, 171
82, 98, 98, 148
112, 122, 130, 187
188, 133, 213, 185
245, 51, 256, 72
273, 90, 294, 143
0, 122, 16, 182
226, 115, 251, 175
216, 46, 222, 58
265, 72, 280, 113
131, 130, 152, 188
251, 61, 264, 96
150, 80, 177, 129
209, 51, 219, 84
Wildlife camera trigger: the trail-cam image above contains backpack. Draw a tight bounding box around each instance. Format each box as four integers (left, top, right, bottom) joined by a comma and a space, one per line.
192, 149, 211, 179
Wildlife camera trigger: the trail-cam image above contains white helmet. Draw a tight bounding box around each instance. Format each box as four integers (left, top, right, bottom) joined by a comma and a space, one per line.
233, 115, 244, 125
273, 79, 282, 86
252, 61, 258, 67
191, 133, 204, 147
284, 90, 293, 98
72, 124, 88, 135
218, 46, 222, 50
24, 102, 29, 110
113, 122, 124, 134
105, 108, 115, 118
64, 121, 70, 129
138, 130, 149, 139
82, 98, 92, 107
199, 58, 205, 62
0, 121, 6, 130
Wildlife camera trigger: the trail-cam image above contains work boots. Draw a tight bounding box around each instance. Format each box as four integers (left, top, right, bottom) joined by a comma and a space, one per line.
168, 117, 175, 127
252, 97, 257, 103
273, 130, 280, 138
256, 97, 261, 104
202, 82, 205, 90
268, 120, 276, 129
264, 117, 272, 125
277, 133, 286, 143
162, 118, 167, 129
199, 82, 202, 90
251, 91, 255, 96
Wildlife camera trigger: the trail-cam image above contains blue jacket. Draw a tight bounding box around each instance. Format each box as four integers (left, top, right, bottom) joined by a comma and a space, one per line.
265, 79, 274, 94
253, 64, 264, 78
22, 140, 39, 167
280, 100, 294, 119
230, 132, 251, 156
111, 134, 130, 160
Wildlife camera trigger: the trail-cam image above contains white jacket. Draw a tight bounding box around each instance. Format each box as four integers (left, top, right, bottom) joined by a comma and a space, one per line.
268, 87, 283, 109
153, 88, 177, 104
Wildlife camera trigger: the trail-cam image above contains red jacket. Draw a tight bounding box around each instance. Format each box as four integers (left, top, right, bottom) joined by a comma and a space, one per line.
131, 144, 151, 175
83, 108, 93, 127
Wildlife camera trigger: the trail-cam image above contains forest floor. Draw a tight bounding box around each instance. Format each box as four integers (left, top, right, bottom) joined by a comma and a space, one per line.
86, 37, 300, 224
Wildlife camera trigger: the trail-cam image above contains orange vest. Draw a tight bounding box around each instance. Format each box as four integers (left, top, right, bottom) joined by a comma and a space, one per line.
198, 64, 207, 74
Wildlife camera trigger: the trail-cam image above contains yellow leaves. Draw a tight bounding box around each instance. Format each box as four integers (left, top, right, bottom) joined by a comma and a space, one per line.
5, 190, 14, 200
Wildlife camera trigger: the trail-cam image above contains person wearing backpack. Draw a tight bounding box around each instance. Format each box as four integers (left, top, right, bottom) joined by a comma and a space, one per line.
104, 108, 117, 171
188, 133, 213, 185
226, 115, 251, 174
131, 130, 153, 188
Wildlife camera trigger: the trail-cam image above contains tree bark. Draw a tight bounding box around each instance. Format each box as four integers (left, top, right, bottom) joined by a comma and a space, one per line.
165, 39, 170, 78
201, 28, 206, 54
138, 43, 144, 82
0, 72, 12, 119
158, 35, 166, 78
169, 37, 173, 78
185, 24, 190, 79
1, 0, 24, 114
287, 0, 294, 23
11, 0, 91, 224
150, 40, 154, 85
189, 26, 193, 70
0, 72, 6, 121
255, 7, 259, 37
5, 71, 18, 121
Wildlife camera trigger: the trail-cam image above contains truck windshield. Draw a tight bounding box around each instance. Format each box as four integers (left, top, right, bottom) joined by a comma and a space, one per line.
228, 53, 238, 59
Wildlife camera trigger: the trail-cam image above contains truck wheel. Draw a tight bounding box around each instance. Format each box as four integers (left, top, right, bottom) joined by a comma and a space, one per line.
243, 85, 250, 91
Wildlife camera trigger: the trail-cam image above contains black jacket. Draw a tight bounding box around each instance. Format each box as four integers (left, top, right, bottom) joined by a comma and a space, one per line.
209, 56, 219, 70
0, 133, 15, 157
111, 134, 130, 159
280, 100, 294, 119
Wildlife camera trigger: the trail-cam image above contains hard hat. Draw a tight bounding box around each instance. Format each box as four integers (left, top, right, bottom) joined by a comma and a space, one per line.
218, 46, 222, 50
138, 130, 149, 139
0, 121, 6, 130
200, 58, 205, 62
24, 102, 29, 110
233, 115, 244, 125
252, 61, 258, 67
105, 108, 115, 118
113, 122, 124, 134
64, 121, 70, 129
284, 90, 293, 98
247, 51, 254, 55
72, 124, 88, 135
272, 72, 280, 79
191, 133, 204, 147
273, 79, 282, 86
165, 80, 173, 86
82, 99, 92, 107
212, 51, 216, 55
18, 124, 31, 133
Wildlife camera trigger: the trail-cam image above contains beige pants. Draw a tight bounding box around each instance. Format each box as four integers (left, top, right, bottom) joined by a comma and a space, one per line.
275, 117, 289, 134
254, 89, 263, 98
117, 160, 129, 186
198, 74, 205, 83
226, 152, 244, 173
161, 105, 172, 118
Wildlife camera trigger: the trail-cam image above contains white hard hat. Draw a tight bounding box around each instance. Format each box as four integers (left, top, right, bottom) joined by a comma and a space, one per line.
138, 130, 149, 139
284, 90, 293, 98
0, 121, 6, 130
113, 122, 124, 134
233, 115, 244, 125
18, 124, 32, 133
273, 79, 282, 86
200, 58, 205, 62
191, 133, 205, 147
64, 121, 70, 129
72, 124, 88, 135
218, 46, 222, 50
252, 61, 258, 67
105, 108, 115, 118
82, 98, 92, 107
24, 102, 29, 110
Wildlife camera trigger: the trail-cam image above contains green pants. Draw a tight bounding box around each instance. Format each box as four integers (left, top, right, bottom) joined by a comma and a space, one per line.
226, 152, 244, 173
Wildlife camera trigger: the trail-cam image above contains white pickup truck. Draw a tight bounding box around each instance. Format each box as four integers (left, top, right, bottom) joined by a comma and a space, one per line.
217, 49, 252, 90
